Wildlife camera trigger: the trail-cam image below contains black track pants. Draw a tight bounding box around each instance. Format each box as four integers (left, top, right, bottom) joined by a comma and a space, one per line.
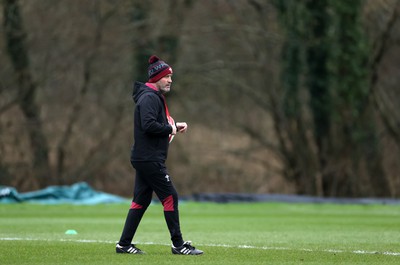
118, 161, 184, 247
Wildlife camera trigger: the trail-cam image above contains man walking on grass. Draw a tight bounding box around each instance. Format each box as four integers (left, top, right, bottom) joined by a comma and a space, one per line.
115, 55, 203, 255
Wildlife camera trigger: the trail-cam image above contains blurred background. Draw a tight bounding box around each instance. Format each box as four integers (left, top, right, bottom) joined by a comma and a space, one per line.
0, 0, 399, 198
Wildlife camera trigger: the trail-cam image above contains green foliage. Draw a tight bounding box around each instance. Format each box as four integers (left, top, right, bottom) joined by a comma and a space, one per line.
1, 203, 399, 264
274, 0, 387, 196
304, 0, 332, 147
274, 0, 306, 118
328, 0, 389, 196
330, 0, 370, 128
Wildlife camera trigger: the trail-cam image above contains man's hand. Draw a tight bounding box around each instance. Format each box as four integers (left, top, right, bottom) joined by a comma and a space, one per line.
171, 124, 177, 135
176, 122, 188, 133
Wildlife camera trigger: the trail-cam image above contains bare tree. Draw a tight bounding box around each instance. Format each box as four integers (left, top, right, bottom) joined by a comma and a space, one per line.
0, 0, 399, 197
2, 0, 50, 188
55, 1, 118, 182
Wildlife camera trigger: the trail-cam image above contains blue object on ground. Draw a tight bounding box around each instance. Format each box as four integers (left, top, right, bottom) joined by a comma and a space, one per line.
191, 193, 400, 205
0, 182, 128, 205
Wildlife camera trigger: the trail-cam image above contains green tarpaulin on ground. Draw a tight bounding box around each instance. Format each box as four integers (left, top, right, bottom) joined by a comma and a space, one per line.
0, 182, 127, 205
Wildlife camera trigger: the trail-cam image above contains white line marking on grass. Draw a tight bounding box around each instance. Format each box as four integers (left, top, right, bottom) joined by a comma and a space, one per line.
1, 237, 399, 256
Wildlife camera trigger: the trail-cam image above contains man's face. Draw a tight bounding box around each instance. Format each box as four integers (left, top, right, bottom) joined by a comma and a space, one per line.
156, 73, 173, 94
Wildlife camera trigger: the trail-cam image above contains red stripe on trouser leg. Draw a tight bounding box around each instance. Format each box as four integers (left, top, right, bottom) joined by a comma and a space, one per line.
162, 195, 174, 211
130, 202, 143, 209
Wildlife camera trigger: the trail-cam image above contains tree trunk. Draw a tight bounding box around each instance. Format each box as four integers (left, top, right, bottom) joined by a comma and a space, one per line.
3, 0, 50, 188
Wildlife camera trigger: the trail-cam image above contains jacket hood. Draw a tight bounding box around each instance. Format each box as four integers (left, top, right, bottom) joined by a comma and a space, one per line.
132, 81, 159, 103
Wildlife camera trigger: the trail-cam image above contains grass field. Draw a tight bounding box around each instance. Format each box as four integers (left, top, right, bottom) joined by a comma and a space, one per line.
0, 201, 399, 264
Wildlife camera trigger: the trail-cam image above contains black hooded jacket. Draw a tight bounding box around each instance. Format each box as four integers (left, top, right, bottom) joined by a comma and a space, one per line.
130, 82, 173, 163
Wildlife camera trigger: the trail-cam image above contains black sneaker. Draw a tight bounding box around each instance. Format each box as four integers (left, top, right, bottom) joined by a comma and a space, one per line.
171, 241, 204, 255
116, 243, 145, 254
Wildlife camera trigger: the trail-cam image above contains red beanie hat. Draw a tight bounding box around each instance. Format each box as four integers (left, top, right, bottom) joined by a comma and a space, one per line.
148, 55, 173, 83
